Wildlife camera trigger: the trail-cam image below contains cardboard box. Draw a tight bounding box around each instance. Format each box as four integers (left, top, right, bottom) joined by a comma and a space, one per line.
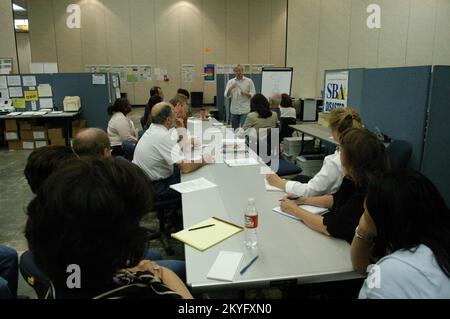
22, 140, 35, 150
48, 128, 64, 140
35, 140, 49, 148
5, 131, 19, 141
8, 141, 22, 150
5, 119, 17, 131
50, 139, 66, 147
20, 130, 34, 140
31, 126, 48, 140
18, 121, 32, 130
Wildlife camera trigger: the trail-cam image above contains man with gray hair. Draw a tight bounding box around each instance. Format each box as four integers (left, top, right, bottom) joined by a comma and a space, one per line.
269, 92, 282, 120
133, 102, 209, 199
72, 128, 112, 158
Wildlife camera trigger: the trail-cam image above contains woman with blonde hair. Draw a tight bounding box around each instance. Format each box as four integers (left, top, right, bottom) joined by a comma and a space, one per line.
267, 107, 363, 196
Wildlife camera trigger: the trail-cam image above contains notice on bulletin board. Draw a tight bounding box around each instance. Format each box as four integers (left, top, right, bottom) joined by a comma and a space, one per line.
204, 64, 215, 82
13, 98, 26, 109
25, 91, 39, 101
182, 64, 195, 83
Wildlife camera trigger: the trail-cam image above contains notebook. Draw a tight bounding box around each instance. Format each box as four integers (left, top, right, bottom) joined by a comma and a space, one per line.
273, 205, 329, 221
171, 217, 244, 252
207, 251, 244, 282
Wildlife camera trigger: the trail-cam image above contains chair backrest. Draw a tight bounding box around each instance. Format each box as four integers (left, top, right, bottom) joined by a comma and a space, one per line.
386, 140, 413, 169
279, 117, 297, 140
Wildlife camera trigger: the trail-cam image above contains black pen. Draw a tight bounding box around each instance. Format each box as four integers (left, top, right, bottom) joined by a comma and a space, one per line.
240, 256, 259, 275
188, 224, 215, 231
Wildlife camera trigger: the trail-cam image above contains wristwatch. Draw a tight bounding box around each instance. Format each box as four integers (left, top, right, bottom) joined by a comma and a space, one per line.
355, 226, 373, 244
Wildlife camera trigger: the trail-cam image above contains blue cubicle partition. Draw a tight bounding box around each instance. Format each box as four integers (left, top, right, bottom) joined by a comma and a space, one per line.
15, 73, 117, 131
421, 66, 450, 206
360, 66, 431, 170
216, 73, 262, 121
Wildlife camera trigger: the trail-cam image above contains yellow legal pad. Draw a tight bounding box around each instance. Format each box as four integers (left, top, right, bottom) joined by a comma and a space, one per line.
171, 217, 244, 252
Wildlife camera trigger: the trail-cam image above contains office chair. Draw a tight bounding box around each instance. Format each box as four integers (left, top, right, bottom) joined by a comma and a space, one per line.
279, 117, 297, 141
386, 140, 412, 169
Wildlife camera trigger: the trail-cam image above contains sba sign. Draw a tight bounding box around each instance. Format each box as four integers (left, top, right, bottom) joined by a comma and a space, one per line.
324, 71, 349, 112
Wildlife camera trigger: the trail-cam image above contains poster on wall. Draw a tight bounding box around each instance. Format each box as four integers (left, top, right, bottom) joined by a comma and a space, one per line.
324, 71, 349, 112
139, 65, 152, 83
204, 64, 215, 82
181, 64, 195, 83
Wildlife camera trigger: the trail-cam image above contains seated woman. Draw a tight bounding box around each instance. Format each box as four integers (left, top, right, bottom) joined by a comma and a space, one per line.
242, 93, 278, 132
107, 98, 138, 158
352, 169, 450, 299
267, 107, 362, 196
279, 128, 389, 244
24, 157, 192, 299
278, 94, 297, 141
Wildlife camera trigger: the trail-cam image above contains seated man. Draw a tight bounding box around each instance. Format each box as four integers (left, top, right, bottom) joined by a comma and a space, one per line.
0, 246, 18, 299
72, 128, 112, 158
133, 102, 209, 199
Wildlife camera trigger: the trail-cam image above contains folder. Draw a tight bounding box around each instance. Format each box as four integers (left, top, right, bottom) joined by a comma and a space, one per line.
171, 217, 244, 252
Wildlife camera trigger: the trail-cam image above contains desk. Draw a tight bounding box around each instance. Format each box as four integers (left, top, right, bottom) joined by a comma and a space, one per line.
290, 123, 337, 147
0, 112, 81, 146
181, 119, 359, 292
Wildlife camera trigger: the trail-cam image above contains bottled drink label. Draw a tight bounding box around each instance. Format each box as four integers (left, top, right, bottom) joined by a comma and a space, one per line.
245, 214, 258, 229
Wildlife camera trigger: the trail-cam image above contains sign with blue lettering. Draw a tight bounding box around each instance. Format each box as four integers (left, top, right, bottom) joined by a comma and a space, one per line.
324, 71, 348, 112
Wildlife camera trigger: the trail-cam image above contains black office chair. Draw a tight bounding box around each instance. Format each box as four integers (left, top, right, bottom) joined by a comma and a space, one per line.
279, 117, 297, 141
386, 140, 412, 169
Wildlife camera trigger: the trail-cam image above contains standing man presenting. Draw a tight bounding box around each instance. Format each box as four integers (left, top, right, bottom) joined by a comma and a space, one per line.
225, 64, 256, 130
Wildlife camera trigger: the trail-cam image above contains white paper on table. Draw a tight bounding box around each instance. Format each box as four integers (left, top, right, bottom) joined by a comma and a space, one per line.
272, 205, 329, 221
207, 251, 243, 282
7, 75, 21, 86
169, 177, 217, 194
8, 87, 23, 98
22, 76, 37, 87
39, 98, 54, 109
264, 179, 284, 192
0, 76, 7, 89
38, 84, 52, 97
7, 112, 22, 116
224, 157, 260, 167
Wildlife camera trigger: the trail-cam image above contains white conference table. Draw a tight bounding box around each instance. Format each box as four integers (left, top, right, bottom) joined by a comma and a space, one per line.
180, 118, 359, 292
290, 123, 338, 146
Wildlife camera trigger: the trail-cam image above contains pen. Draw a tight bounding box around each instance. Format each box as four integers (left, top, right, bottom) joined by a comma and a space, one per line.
279, 196, 300, 202
240, 256, 259, 275
188, 224, 215, 231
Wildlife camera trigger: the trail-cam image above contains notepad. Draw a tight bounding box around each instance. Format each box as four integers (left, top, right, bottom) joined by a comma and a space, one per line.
265, 179, 284, 192
273, 205, 329, 221
207, 251, 243, 282
171, 217, 244, 251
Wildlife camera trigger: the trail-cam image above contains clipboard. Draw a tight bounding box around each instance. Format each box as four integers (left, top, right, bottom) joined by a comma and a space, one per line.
171, 217, 244, 252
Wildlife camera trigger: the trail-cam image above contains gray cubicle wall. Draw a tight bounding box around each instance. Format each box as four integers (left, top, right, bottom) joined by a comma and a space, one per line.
421, 66, 450, 206
324, 68, 365, 113
360, 66, 431, 170
17, 73, 116, 131
216, 73, 262, 121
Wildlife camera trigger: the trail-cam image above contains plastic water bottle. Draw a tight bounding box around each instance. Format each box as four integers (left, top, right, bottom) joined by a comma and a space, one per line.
244, 198, 258, 248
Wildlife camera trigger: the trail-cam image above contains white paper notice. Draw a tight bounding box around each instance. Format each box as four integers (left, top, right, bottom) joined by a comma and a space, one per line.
0, 76, 7, 88
170, 177, 217, 194
39, 98, 54, 109
92, 74, 106, 85
37, 84, 52, 97
8, 87, 23, 98
22, 76, 37, 87
7, 76, 21, 86
31, 101, 37, 111
0, 88, 9, 99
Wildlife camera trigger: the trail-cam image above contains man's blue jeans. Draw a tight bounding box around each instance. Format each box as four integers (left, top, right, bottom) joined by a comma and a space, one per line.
231, 113, 248, 130
0, 246, 18, 299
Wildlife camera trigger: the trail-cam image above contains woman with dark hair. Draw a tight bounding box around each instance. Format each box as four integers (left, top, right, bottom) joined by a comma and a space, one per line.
352, 169, 450, 298
107, 98, 137, 157
242, 93, 278, 132
25, 158, 192, 299
280, 128, 389, 243
144, 95, 163, 130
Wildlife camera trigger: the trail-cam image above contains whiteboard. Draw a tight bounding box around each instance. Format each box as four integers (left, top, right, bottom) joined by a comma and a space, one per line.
261, 67, 293, 99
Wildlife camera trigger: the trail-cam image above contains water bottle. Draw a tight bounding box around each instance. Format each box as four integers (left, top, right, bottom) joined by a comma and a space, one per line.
244, 198, 258, 248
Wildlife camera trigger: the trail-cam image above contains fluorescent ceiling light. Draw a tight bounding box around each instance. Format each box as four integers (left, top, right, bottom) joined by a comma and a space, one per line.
13, 4, 26, 11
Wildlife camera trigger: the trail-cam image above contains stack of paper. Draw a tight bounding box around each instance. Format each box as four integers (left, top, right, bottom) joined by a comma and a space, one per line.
273, 205, 329, 221
207, 251, 243, 282
170, 177, 217, 194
